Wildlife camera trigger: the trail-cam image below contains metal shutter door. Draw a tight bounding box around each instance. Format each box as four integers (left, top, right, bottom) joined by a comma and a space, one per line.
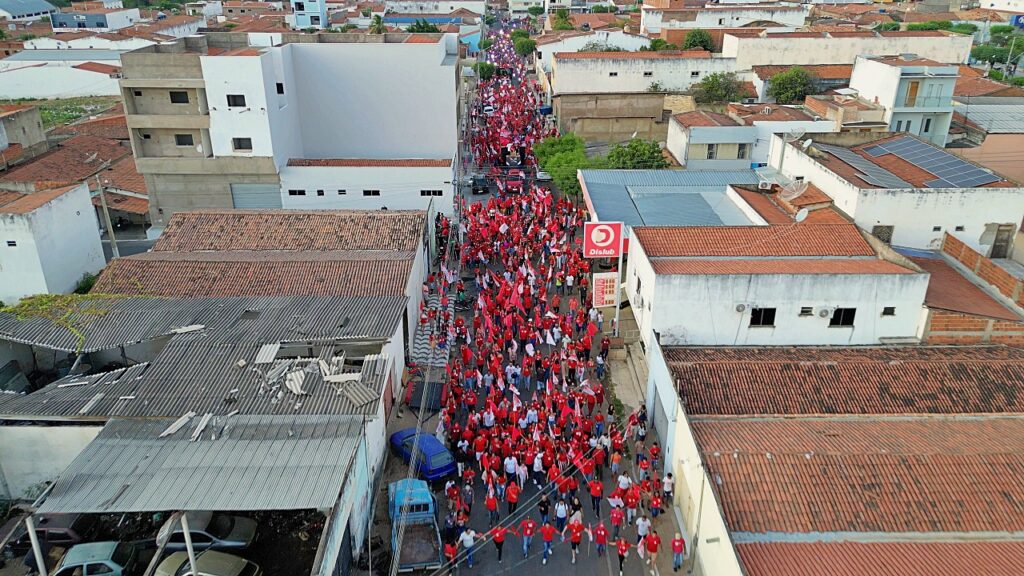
230, 184, 282, 209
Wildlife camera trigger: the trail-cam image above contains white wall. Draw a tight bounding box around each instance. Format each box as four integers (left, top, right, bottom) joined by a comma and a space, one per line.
748, 119, 835, 164
644, 4, 807, 35
26, 36, 155, 50
384, 0, 485, 14
0, 425, 103, 500
666, 119, 689, 167
536, 30, 651, 73
279, 165, 455, 214
552, 54, 735, 94
721, 33, 973, 70
150, 18, 203, 38
0, 66, 122, 100
201, 53, 278, 159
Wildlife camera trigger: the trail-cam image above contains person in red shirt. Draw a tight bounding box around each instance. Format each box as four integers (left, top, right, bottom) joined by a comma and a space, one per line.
671, 532, 686, 572
589, 521, 609, 557
644, 529, 662, 568
489, 524, 517, 564
506, 480, 521, 515
650, 492, 663, 520
443, 539, 458, 571
539, 520, 557, 565
518, 517, 537, 558
615, 537, 631, 576
588, 478, 604, 516
485, 491, 500, 527
610, 504, 625, 540
561, 518, 586, 565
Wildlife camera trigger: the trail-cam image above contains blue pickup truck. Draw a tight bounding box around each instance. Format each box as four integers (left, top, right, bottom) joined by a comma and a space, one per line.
389, 428, 456, 482
388, 479, 443, 573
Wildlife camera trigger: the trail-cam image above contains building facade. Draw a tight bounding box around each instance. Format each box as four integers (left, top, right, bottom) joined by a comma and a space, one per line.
51, 7, 141, 32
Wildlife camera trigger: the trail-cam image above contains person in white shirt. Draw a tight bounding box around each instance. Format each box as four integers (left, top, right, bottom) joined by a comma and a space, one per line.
617, 473, 632, 491
504, 455, 519, 476
635, 515, 652, 543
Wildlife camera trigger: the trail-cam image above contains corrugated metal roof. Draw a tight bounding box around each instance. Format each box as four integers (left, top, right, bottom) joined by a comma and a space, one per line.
4, 49, 125, 62
0, 0, 56, 18
579, 169, 760, 226
37, 414, 363, 513
957, 104, 1024, 134
0, 295, 406, 353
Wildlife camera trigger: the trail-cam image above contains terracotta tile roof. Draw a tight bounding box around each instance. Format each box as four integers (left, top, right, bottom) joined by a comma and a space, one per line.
51, 112, 129, 141
0, 104, 33, 119
554, 50, 711, 60
405, 34, 444, 43
869, 55, 948, 67
50, 31, 96, 40
99, 156, 146, 194
535, 30, 591, 46
568, 12, 621, 29
733, 186, 844, 226
0, 143, 25, 164
733, 188, 793, 224
822, 30, 875, 37
221, 47, 262, 56
634, 224, 874, 258
287, 158, 452, 167
153, 209, 427, 252
0, 135, 129, 187
72, 61, 122, 75
898, 10, 957, 22
0, 185, 79, 214
651, 258, 912, 275
92, 191, 149, 215
752, 64, 852, 80
727, 103, 814, 123
671, 110, 740, 128
955, 74, 1024, 98
94, 254, 413, 297
879, 30, 948, 37
693, 417, 1024, 533
667, 345, 1024, 416
737, 542, 1024, 576
911, 256, 1021, 321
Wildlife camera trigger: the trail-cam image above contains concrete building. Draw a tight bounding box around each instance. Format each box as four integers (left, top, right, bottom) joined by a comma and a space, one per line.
508, 0, 542, 15
51, 6, 141, 32
770, 132, 1024, 253
641, 2, 808, 36
804, 91, 890, 134
550, 50, 728, 95
384, 0, 485, 14
185, 0, 223, 18
535, 29, 650, 73
666, 111, 757, 170
288, 0, 328, 28
0, 0, 56, 20
0, 182, 105, 304
0, 105, 48, 170
725, 103, 836, 165
849, 54, 957, 146
118, 32, 459, 233
644, 344, 1024, 576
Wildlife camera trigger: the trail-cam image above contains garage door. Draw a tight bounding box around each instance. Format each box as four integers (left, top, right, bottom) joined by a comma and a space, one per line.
230, 184, 282, 209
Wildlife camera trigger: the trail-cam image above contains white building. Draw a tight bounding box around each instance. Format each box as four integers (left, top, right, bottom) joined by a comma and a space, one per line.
50, 7, 141, 32
0, 182, 105, 304
551, 50, 733, 95
279, 160, 454, 212
383, 0, 485, 15
185, 0, 223, 18
24, 32, 160, 50
849, 54, 957, 146
641, 2, 808, 36
0, 50, 124, 99
771, 133, 1024, 253
626, 221, 928, 347
535, 29, 651, 73
666, 111, 757, 170
288, 0, 328, 28
725, 103, 837, 165
0, 0, 56, 21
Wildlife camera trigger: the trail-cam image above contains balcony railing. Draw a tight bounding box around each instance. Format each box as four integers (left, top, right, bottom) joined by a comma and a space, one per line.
901, 96, 951, 108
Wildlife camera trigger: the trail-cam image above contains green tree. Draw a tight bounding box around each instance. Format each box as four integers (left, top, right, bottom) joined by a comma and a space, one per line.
874, 22, 900, 31
407, 19, 441, 32
767, 66, 815, 104
534, 133, 586, 163
681, 28, 714, 51
544, 149, 594, 196
0, 29, 6, 41
605, 139, 667, 169
579, 40, 624, 52
360, 8, 371, 16
527, 5, 545, 16
553, 19, 575, 30
335, 23, 357, 31
949, 23, 978, 35
990, 24, 1016, 35
690, 72, 744, 103
510, 28, 530, 41
484, 14, 496, 25
514, 37, 537, 57
1012, 77, 1024, 87
907, 20, 952, 31
972, 44, 1010, 64
592, 4, 615, 12
474, 61, 496, 80
368, 14, 386, 34
555, 8, 569, 19
479, 38, 494, 50
641, 38, 678, 51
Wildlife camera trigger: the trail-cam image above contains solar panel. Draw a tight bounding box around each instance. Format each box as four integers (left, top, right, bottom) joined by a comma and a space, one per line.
861, 136, 999, 188
817, 143, 913, 188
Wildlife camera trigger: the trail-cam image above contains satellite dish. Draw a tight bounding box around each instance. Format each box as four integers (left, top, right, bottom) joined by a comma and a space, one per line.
794, 208, 808, 223
802, 139, 813, 150
783, 128, 805, 143
779, 180, 808, 201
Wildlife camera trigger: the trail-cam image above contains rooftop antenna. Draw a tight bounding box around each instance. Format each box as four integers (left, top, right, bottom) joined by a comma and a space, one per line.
794, 207, 809, 223
779, 179, 808, 202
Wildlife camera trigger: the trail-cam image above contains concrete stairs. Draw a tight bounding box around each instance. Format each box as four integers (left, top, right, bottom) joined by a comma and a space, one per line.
410, 293, 453, 368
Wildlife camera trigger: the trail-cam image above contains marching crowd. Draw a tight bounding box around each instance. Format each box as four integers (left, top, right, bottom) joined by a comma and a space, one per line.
414, 25, 685, 576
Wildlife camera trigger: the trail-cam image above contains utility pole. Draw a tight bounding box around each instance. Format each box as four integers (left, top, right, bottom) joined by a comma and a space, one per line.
1005, 36, 1019, 80
94, 172, 120, 259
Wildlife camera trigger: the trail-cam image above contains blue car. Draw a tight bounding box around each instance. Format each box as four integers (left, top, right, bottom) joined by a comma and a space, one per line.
389, 428, 456, 482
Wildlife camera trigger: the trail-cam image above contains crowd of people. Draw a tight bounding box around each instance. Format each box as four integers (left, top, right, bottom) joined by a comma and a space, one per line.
412, 25, 686, 576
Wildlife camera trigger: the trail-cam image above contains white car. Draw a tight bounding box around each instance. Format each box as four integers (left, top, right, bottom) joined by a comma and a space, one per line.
155, 550, 262, 576
482, 105, 495, 116
536, 171, 553, 182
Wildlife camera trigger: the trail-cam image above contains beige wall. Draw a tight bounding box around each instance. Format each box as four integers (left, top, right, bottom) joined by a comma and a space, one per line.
689, 142, 746, 161
952, 134, 1024, 186
554, 92, 667, 143
1, 108, 48, 161
145, 164, 278, 227
125, 86, 207, 116
136, 128, 208, 158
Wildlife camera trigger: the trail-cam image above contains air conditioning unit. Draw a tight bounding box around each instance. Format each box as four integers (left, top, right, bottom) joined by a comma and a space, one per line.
757, 181, 772, 190
817, 307, 833, 318
735, 303, 747, 313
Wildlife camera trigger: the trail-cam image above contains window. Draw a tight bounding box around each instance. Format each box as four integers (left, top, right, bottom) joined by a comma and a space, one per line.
829, 308, 856, 327
420, 190, 443, 197
88, 564, 114, 575
6, 241, 16, 247
141, 133, 152, 140
932, 225, 942, 232
169, 90, 189, 104
737, 143, 748, 160
226, 94, 246, 107
133, 90, 142, 96
232, 137, 253, 151
690, 71, 700, 77
871, 225, 894, 245
905, 120, 912, 132
316, 189, 324, 196
363, 190, 381, 196
337, 189, 347, 195
923, 118, 932, 133
882, 307, 896, 316
718, 18, 724, 24
799, 306, 813, 317
310, 15, 320, 24
706, 144, 717, 160
276, 82, 285, 95
295, 1, 304, 8
955, 225, 964, 232
174, 133, 194, 146
288, 189, 306, 196
609, 72, 618, 77
643, 71, 653, 77
895, 120, 903, 131
749, 307, 776, 327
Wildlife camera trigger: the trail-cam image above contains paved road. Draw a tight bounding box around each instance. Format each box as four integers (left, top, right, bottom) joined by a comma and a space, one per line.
102, 238, 155, 261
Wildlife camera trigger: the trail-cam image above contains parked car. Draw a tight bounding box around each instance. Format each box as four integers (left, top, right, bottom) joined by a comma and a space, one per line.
482, 104, 495, 116
389, 428, 456, 482
3, 513, 96, 556
536, 171, 552, 182
155, 550, 261, 576
471, 176, 490, 195
52, 541, 136, 576
158, 512, 257, 552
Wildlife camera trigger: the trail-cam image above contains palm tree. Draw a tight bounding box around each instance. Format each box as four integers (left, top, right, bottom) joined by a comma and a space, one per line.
368, 15, 386, 34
